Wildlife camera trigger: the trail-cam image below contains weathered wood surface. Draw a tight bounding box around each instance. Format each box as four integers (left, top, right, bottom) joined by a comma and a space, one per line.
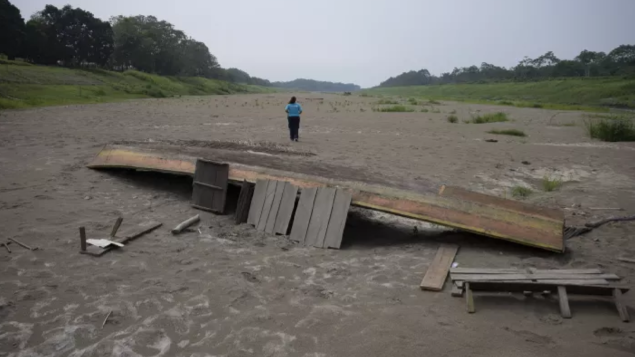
420, 244, 459, 291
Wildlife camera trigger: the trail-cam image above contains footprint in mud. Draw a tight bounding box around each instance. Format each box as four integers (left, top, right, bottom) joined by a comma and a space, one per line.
504, 327, 554, 345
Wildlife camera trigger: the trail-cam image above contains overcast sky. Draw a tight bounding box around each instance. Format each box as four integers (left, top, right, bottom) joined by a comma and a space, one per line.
13, 0, 635, 88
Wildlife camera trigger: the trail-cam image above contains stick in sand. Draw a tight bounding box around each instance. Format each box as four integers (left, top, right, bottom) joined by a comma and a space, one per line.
2, 243, 10, 253
8, 237, 38, 251
102, 310, 112, 328
171, 215, 200, 235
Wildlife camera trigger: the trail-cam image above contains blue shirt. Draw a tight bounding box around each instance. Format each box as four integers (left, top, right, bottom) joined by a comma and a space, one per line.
285, 103, 303, 117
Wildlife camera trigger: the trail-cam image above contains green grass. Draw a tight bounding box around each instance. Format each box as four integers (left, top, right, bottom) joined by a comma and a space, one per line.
363, 77, 635, 111
0, 64, 275, 109
487, 129, 526, 137
373, 105, 415, 112
421, 108, 429, 113
468, 112, 509, 124
511, 186, 532, 198
408, 97, 418, 105
542, 177, 563, 192
428, 99, 441, 105
584, 115, 635, 142
447, 115, 458, 123
375, 98, 400, 105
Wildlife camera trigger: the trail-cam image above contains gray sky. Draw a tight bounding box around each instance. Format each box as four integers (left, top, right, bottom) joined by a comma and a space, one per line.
14, 0, 635, 88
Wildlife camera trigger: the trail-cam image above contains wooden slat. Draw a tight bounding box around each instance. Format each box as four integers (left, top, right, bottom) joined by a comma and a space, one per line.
451, 268, 525, 274
323, 189, 352, 249
451, 273, 620, 282
235, 181, 254, 224
305, 187, 336, 248
466, 281, 628, 296
191, 160, 229, 214
248, 179, 268, 226
528, 268, 603, 274
265, 181, 286, 234
290, 188, 317, 244
557, 286, 572, 318
465, 282, 475, 313
257, 181, 277, 231
420, 244, 459, 291
274, 183, 298, 235
454, 279, 609, 287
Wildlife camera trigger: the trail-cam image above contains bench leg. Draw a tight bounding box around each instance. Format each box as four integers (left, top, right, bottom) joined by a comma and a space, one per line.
557, 286, 571, 318
613, 288, 630, 322
465, 283, 475, 313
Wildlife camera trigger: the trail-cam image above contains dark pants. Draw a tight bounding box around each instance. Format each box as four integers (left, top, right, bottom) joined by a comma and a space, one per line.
287, 116, 300, 140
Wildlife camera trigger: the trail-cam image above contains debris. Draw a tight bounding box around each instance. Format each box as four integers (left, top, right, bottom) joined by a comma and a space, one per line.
521, 161, 531, 165
8, 237, 38, 251
420, 244, 459, 291
102, 310, 112, 329
84, 196, 92, 200
110, 217, 123, 237
172, 215, 200, 235
485, 139, 498, 143
2, 242, 10, 253
618, 257, 635, 264
589, 207, 624, 211
87, 239, 124, 248
81, 219, 162, 257
585, 214, 635, 229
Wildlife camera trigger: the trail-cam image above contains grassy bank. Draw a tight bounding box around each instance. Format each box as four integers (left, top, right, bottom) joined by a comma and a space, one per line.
363, 78, 635, 111
0, 63, 275, 109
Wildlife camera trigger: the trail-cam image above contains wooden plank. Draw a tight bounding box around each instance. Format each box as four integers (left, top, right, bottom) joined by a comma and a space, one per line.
304, 187, 336, 248
274, 183, 298, 235
235, 180, 254, 224
465, 282, 475, 313
257, 181, 277, 231
265, 181, 286, 234
248, 179, 268, 226
451, 268, 525, 274
191, 160, 229, 214
467, 281, 629, 296
528, 268, 603, 274
420, 244, 459, 291
290, 187, 317, 244
557, 286, 572, 318
118, 221, 162, 243
323, 189, 352, 249
613, 288, 631, 322
451, 273, 620, 282
455, 279, 609, 287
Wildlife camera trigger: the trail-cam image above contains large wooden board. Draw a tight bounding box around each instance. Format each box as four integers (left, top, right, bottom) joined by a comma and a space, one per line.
290, 188, 317, 244
235, 180, 254, 224
257, 181, 277, 231
274, 183, 298, 235
452, 273, 620, 282
305, 187, 336, 248
247, 179, 268, 226
323, 189, 352, 249
191, 159, 228, 213
265, 181, 286, 234
420, 244, 459, 291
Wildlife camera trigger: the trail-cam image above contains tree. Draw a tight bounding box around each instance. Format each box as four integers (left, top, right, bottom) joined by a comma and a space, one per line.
180, 39, 220, 77
23, 5, 113, 66
0, 0, 26, 59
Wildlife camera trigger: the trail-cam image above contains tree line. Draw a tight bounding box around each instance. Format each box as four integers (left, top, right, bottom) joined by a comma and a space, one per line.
271, 79, 360, 92
0, 1, 271, 85
379, 46, 635, 87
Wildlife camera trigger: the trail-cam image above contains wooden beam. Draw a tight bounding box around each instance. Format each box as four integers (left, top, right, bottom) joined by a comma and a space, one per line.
420, 244, 459, 291
557, 286, 572, 318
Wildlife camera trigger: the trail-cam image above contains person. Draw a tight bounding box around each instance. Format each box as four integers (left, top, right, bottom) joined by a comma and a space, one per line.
285, 96, 303, 142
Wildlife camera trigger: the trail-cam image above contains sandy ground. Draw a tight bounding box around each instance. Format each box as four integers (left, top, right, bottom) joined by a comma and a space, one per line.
1, 93, 635, 356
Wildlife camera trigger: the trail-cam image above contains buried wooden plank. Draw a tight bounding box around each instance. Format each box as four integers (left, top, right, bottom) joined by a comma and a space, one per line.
248, 180, 268, 226
451, 273, 620, 282
466, 281, 629, 296
450, 268, 525, 274
257, 181, 277, 232
420, 244, 459, 291
323, 189, 352, 249
305, 187, 336, 248
528, 268, 603, 274
274, 183, 298, 235
290, 187, 317, 244
455, 279, 610, 288
265, 181, 286, 234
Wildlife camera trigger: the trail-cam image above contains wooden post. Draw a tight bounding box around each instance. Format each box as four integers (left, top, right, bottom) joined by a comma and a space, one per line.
110, 217, 123, 237
465, 282, 475, 313
79, 227, 87, 251
613, 288, 631, 322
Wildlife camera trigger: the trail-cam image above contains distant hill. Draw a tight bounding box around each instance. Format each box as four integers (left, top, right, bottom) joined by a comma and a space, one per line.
272, 78, 361, 92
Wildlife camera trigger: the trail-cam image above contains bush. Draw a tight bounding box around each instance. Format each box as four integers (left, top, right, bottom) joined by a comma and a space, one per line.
511, 186, 532, 198
498, 100, 514, 106
584, 116, 635, 142
542, 176, 563, 192
421, 108, 429, 113
468, 112, 509, 124
447, 115, 458, 123
408, 98, 418, 105
145, 87, 166, 98
487, 129, 526, 137
374, 105, 414, 112
376, 99, 399, 105
428, 99, 441, 105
